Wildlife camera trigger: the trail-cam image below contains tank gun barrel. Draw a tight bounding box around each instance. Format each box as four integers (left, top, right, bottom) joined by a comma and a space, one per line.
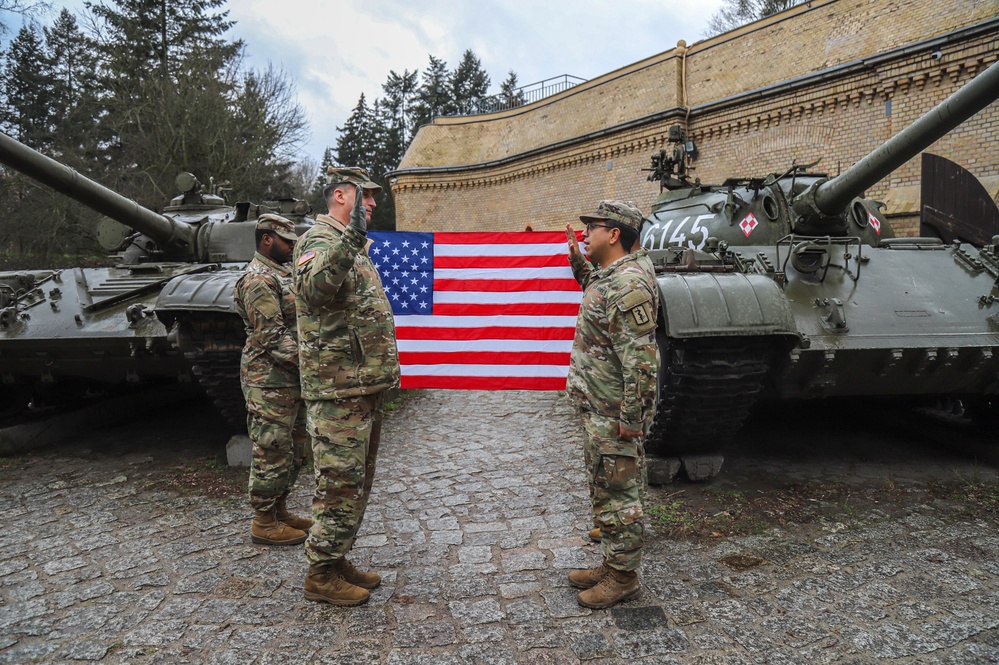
0, 132, 194, 253
800, 61, 999, 217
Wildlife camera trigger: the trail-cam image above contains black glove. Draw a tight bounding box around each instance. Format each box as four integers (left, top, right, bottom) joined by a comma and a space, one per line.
349, 184, 367, 233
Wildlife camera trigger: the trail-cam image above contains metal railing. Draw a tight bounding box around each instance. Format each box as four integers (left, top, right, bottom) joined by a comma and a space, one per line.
443, 74, 587, 117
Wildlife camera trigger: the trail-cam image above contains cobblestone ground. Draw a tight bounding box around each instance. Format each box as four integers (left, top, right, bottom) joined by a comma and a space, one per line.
1, 390, 998, 664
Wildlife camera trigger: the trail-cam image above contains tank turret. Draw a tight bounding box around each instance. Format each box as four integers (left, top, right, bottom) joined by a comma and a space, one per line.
640, 62, 999, 481
0, 132, 200, 258
793, 59, 999, 235
0, 136, 314, 437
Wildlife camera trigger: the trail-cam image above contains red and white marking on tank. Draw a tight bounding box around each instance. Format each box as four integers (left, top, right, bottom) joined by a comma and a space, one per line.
867, 212, 881, 235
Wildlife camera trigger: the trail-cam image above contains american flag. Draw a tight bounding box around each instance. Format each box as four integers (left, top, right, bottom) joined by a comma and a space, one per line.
367, 231, 583, 390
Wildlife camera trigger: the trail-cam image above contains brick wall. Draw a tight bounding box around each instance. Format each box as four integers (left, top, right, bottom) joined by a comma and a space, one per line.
392, 0, 999, 236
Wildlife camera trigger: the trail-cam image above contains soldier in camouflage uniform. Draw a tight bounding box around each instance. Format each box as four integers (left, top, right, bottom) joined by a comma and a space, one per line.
564, 200, 661, 609
234, 214, 313, 547
293, 167, 400, 607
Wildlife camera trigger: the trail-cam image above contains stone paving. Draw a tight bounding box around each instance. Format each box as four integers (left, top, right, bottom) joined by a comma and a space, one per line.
1, 390, 998, 664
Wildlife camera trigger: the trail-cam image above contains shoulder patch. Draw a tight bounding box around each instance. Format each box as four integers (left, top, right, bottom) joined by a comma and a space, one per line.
245, 282, 279, 318
614, 289, 656, 333
297, 250, 316, 266
615, 289, 651, 312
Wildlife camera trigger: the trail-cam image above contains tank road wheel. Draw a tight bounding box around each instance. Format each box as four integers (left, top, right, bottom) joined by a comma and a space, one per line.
180, 314, 248, 432
646, 333, 775, 481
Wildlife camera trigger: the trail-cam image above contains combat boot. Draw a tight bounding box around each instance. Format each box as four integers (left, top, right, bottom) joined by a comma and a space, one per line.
303, 563, 370, 606
251, 508, 307, 546
577, 567, 640, 609
568, 563, 608, 589
275, 495, 313, 531
588, 527, 601, 542
332, 557, 381, 589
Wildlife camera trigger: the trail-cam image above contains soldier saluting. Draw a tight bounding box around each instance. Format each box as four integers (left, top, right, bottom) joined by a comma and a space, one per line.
293, 167, 400, 607
564, 200, 660, 609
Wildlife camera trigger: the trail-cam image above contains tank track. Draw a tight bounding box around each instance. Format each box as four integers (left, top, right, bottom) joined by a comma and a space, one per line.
647, 335, 775, 457
184, 314, 248, 432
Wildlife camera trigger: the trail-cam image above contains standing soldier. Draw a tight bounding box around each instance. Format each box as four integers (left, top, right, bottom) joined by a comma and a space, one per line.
234, 214, 313, 546
293, 167, 400, 607
564, 200, 660, 609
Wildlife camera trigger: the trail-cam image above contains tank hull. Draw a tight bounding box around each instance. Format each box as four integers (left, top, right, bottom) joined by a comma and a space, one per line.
0, 264, 248, 427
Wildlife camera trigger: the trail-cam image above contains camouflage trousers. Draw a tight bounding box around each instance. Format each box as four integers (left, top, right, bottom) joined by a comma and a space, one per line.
577, 407, 647, 572
243, 384, 309, 513
304, 393, 383, 566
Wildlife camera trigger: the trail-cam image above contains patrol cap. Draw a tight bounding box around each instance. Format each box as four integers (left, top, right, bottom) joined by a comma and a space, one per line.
327, 166, 383, 195
579, 200, 644, 232
256, 213, 298, 242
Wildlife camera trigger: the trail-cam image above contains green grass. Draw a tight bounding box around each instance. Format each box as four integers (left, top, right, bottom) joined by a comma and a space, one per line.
0, 457, 21, 471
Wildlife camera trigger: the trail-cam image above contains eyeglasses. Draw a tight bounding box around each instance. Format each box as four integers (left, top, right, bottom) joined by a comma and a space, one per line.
585, 222, 614, 232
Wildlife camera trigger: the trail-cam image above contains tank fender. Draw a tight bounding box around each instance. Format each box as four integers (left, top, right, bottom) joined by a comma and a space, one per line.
154, 270, 241, 318
657, 272, 799, 340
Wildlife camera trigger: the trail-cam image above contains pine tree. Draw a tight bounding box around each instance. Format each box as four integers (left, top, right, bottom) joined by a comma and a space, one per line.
44, 9, 100, 164
0, 24, 52, 146
411, 55, 451, 129
499, 70, 524, 110
87, 0, 241, 82
85, 0, 308, 207
335, 94, 378, 170
450, 49, 490, 116
381, 68, 419, 146
334, 94, 397, 230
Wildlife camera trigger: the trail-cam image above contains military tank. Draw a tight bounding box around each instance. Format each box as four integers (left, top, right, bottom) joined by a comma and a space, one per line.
0, 133, 313, 429
642, 61, 999, 478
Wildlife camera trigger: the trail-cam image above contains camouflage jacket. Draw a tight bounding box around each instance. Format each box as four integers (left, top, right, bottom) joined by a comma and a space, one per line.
566, 249, 660, 432
234, 252, 299, 388
293, 214, 400, 401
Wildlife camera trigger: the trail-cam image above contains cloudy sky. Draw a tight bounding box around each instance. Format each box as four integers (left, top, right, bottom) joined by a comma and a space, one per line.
8, 1, 726, 164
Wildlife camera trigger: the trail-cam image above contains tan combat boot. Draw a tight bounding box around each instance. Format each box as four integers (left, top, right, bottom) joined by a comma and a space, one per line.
577, 567, 640, 609
568, 563, 608, 589
588, 527, 601, 542
333, 558, 381, 589
275, 495, 313, 531
251, 508, 307, 546
303, 563, 370, 606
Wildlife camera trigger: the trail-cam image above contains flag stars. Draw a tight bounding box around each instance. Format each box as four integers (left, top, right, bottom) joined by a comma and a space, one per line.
367, 232, 434, 316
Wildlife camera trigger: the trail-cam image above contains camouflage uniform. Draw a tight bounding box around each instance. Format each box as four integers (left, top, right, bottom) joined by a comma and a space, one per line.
234, 218, 308, 514
293, 171, 400, 568
566, 202, 660, 574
